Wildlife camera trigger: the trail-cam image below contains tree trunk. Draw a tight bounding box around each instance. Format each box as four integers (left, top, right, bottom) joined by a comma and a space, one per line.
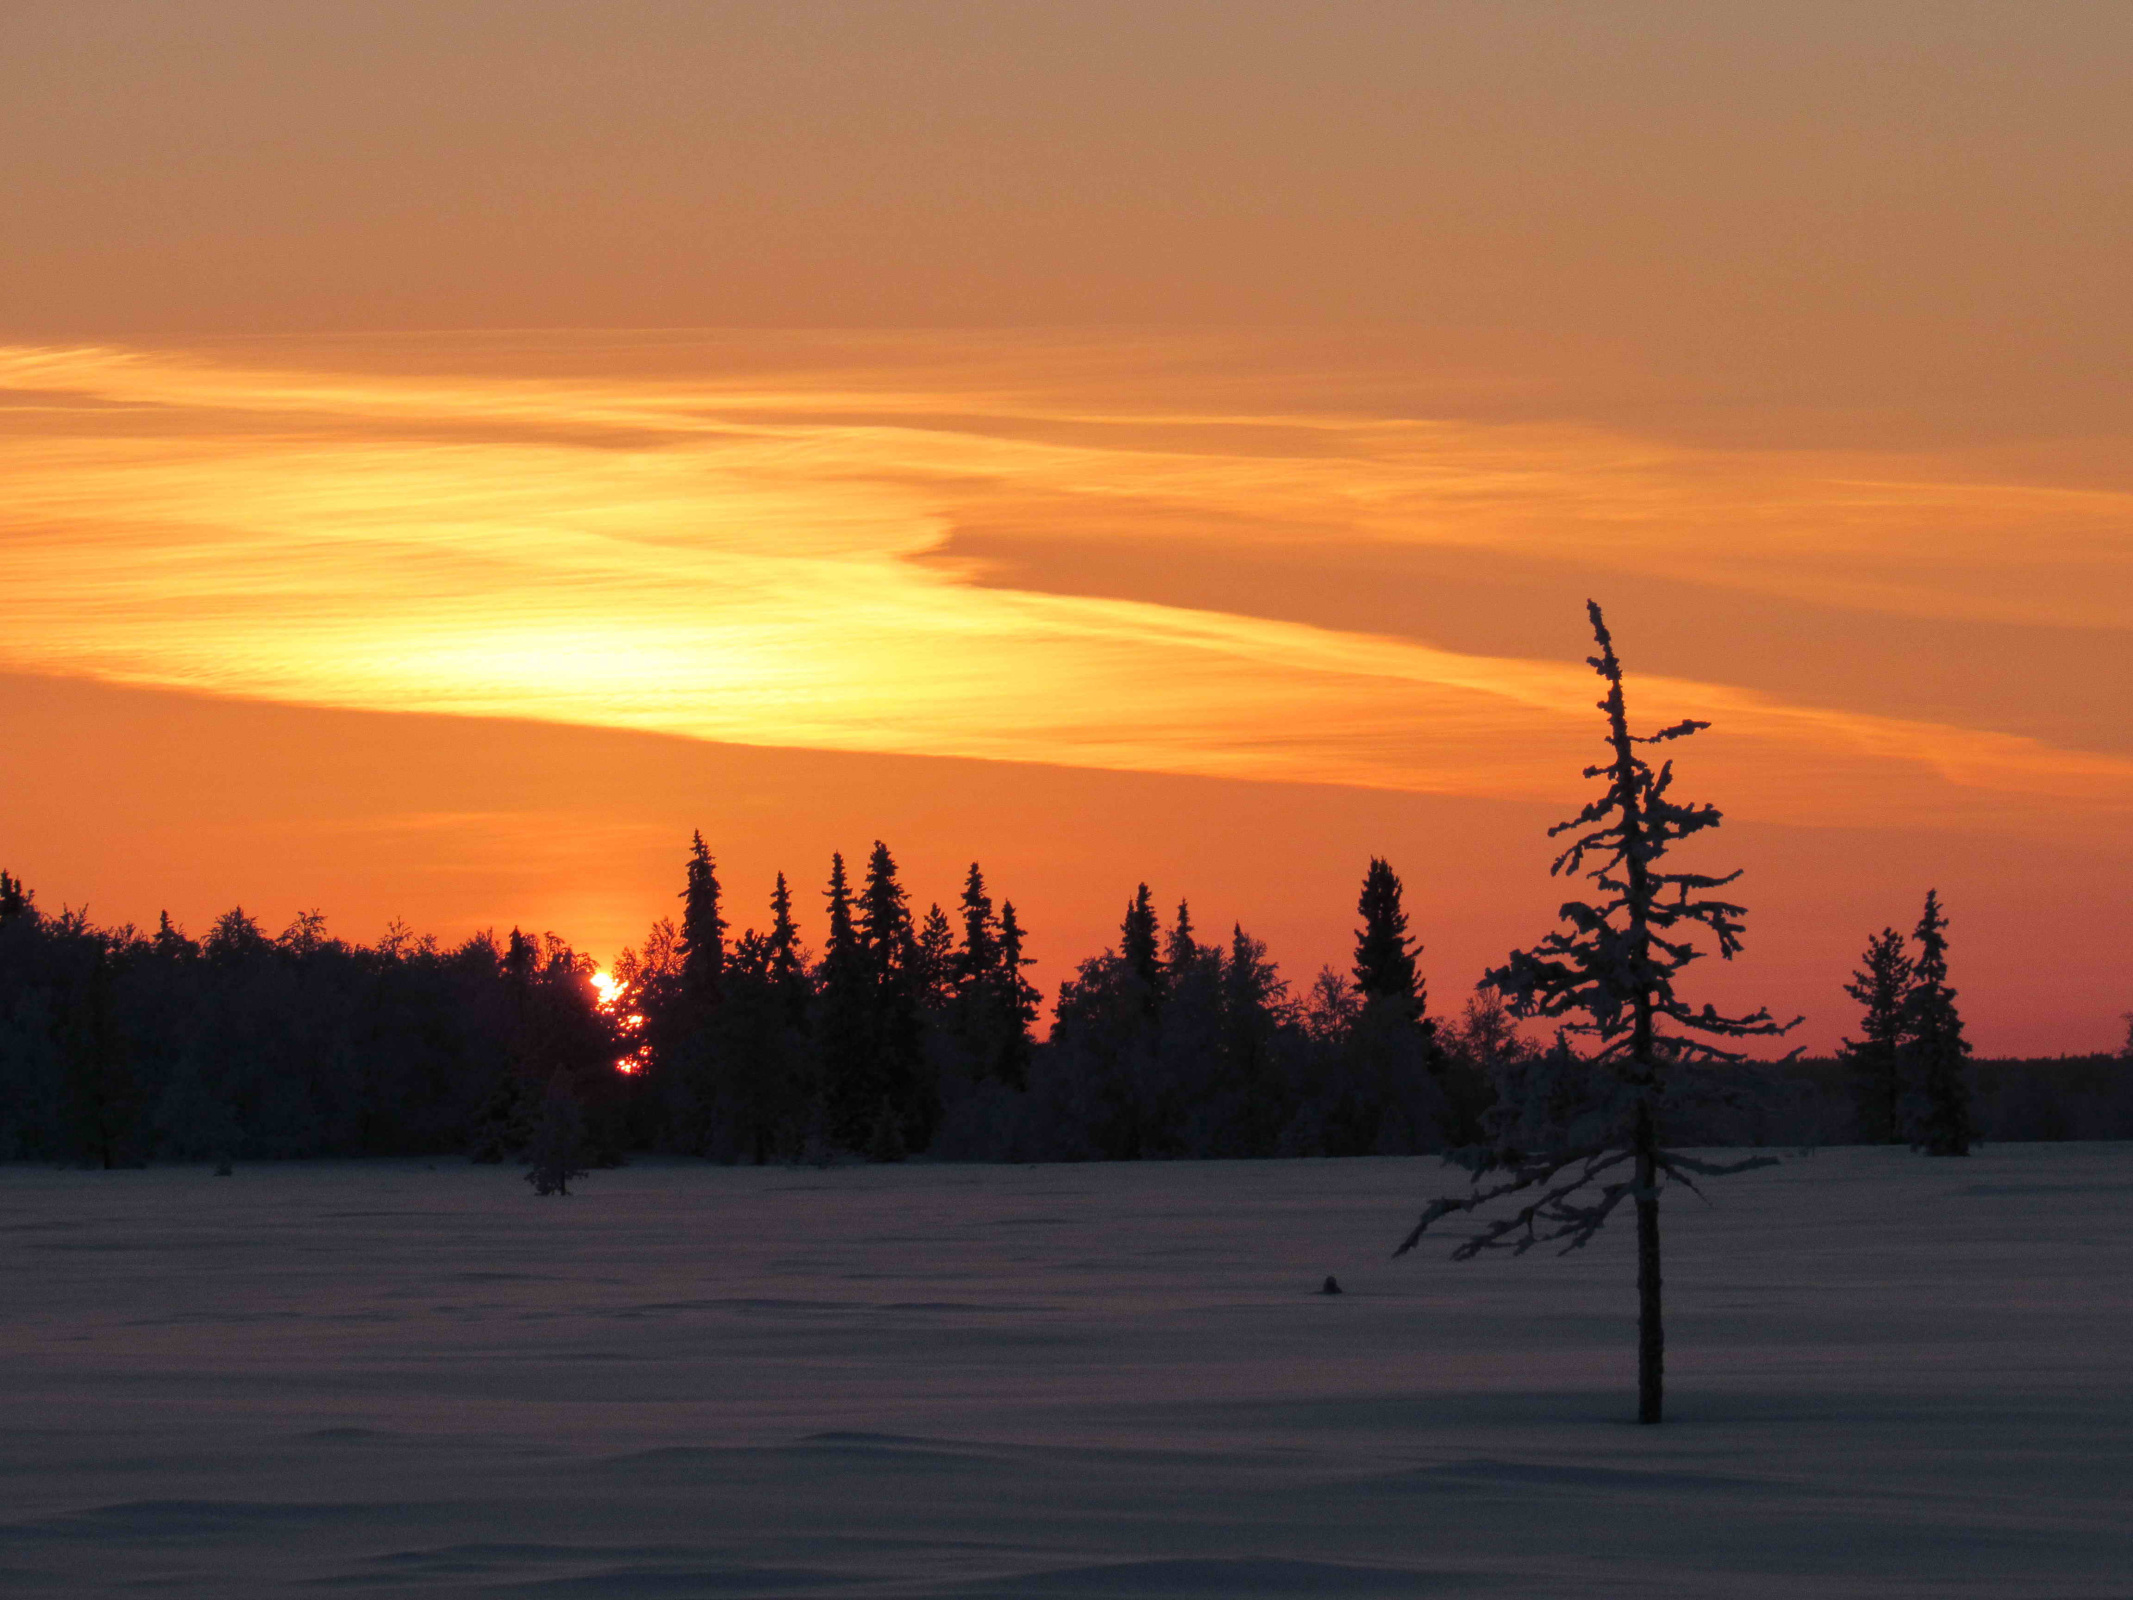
1634, 1100, 1664, 1424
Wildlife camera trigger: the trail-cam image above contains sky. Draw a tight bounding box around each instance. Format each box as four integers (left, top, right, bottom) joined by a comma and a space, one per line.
3, 2, 2129, 1053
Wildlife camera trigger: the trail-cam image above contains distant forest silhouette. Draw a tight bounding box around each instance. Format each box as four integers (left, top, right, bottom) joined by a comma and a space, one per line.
0, 848, 2125, 1171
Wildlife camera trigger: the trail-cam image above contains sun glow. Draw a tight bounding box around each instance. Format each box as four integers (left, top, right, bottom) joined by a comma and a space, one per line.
1, 334, 2128, 839
589, 968, 647, 1075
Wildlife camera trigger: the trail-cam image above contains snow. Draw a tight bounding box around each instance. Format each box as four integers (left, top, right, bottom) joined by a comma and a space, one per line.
3, 1145, 2129, 1596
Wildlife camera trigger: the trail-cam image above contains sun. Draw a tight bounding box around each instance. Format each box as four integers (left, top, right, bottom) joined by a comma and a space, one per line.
590, 968, 649, 1074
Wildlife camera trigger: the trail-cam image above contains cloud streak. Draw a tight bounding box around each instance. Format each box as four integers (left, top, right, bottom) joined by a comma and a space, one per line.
4, 335, 2129, 835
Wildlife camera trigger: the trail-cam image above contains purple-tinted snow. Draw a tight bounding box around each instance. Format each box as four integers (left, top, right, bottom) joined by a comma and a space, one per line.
3, 1146, 2128, 1596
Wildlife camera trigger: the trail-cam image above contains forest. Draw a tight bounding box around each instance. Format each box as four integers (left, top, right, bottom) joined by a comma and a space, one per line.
0, 842, 2125, 1173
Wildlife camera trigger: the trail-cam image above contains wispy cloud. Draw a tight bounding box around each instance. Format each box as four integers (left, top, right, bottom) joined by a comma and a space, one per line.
4, 335, 2128, 834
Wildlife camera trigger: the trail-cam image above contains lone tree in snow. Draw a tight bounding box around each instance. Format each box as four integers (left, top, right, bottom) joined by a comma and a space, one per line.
1843, 928, 1913, 1144
525, 1071, 589, 1196
1902, 890, 1973, 1157
1395, 601, 1797, 1425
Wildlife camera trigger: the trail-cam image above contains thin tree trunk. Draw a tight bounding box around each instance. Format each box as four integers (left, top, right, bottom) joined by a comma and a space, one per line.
1634, 1100, 1664, 1424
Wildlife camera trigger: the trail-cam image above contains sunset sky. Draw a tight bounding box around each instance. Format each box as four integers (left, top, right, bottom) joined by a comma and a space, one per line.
4, 3, 2129, 1053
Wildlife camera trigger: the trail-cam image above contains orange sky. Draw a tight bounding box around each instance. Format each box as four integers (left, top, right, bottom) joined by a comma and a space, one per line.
3, 6, 2129, 1054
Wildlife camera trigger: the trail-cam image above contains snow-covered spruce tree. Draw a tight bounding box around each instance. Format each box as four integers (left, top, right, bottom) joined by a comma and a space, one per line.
1396, 601, 1797, 1425
1901, 889, 1973, 1157
524, 1070, 588, 1196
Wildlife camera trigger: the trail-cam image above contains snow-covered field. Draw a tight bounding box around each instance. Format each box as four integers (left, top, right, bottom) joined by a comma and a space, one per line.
4, 1145, 2129, 1597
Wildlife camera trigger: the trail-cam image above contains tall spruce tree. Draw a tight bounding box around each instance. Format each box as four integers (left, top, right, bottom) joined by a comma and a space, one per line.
957, 864, 997, 989
1121, 884, 1164, 1018
718, 874, 817, 1165
914, 904, 957, 1012
1396, 602, 1795, 1425
857, 841, 930, 1151
1165, 900, 1199, 975
817, 851, 870, 1148
1842, 927, 1913, 1144
1903, 889, 1973, 1157
1353, 858, 1421, 1016
991, 900, 1040, 1090
666, 833, 729, 1152
765, 871, 809, 1024
677, 832, 727, 1012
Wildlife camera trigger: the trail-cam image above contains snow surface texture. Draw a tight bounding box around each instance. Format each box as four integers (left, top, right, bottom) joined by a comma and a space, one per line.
3, 1147, 2129, 1597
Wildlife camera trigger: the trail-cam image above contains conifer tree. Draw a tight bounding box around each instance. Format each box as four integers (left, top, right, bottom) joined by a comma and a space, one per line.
957, 864, 997, 989
857, 842, 929, 1145
944, 867, 1037, 1091
1121, 884, 1163, 1016
857, 843, 913, 975
761, 872, 810, 1024
524, 1069, 588, 1195
1165, 899, 1199, 975
1842, 927, 1912, 1144
1353, 858, 1421, 1016
716, 874, 817, 1166
823, 853, 857, 966
1396, 602, 1796, 1425
1223, 922, 1292, 1154
991, 900, 1040, 1089
0, 870, 33, 922
914, 904, 957, 1012
1903, 889, 1973, 1157
677, 832, 727, 1011
817, 851, 869, 1147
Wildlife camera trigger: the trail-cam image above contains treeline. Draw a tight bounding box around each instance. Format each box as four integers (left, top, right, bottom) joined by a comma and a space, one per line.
0, 853, 2126, 1170
0, 870, 622, 1168
577, 843, 1497, 1164
0, 847, 1498, 1167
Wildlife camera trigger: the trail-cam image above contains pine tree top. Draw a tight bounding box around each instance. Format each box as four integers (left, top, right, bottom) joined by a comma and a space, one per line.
677, 832, 727, 996
1353, 857, 1418, 1005
1121, 884, 1161, 983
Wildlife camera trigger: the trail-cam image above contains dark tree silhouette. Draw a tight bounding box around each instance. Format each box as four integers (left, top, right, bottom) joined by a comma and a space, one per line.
1335, 857, 1445, 1153
524, 1069, 588, 1195
764, 872, 809, 1025
992, 901, 1040, 1088
1843, 927, 1913, 1144
1120, 884, 1163, 1016
914, 903, 957, 1012
1165, 899, 1198, 973
957, 864, 997, 990
941, 866, 1036, 1091
0, 870, 613, 1167
857, 841, 931, 1149
0, 871, 31, 921
1903, 890, 1973, 1157
60, 947, 141, 1169
1353, 858, 1420, 1015
716, 871, 819, 1164
1395, 602, 1796, 1425
817, 851, 869, 1147
677, 832, 727, 1009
